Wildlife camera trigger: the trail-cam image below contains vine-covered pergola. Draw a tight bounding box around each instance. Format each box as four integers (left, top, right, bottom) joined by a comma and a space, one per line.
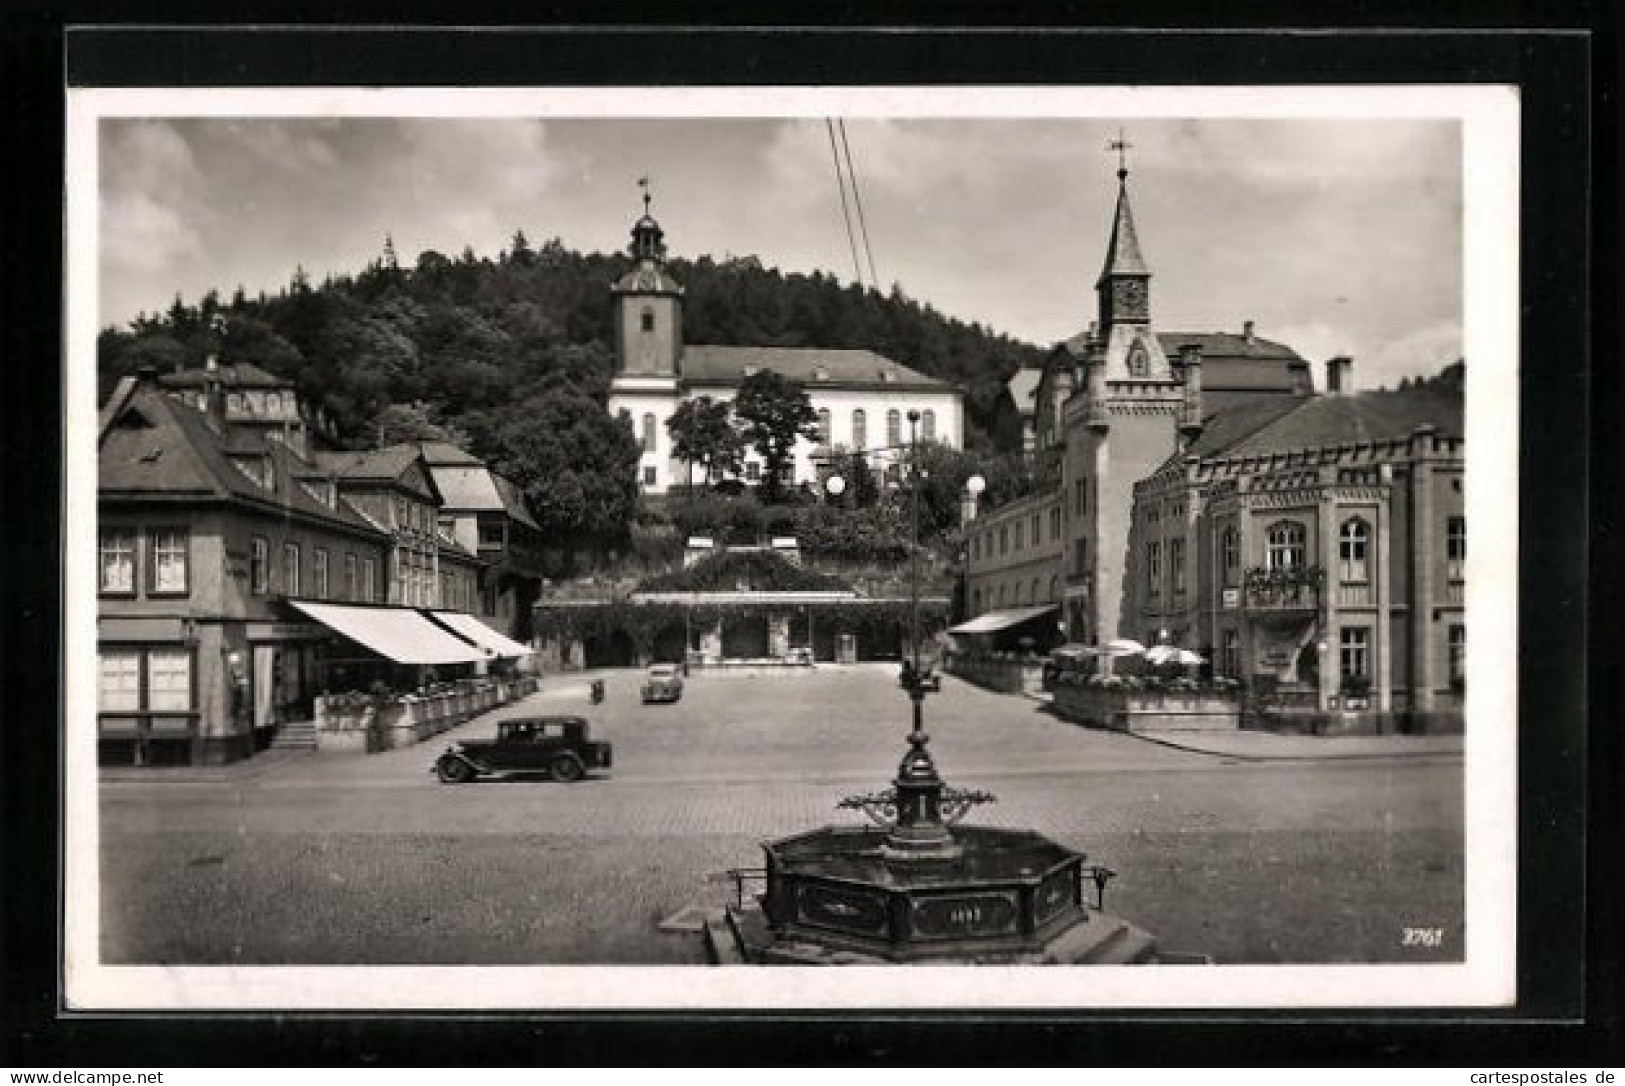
533, 549, 950, 668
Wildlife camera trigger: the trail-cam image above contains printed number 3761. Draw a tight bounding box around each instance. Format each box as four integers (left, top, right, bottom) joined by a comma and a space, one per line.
1402, 927, 1444, 947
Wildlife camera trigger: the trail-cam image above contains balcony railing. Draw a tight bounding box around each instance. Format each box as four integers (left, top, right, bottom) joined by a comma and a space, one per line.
1336, 582, 1372, 607
1242, 565, 1325, 613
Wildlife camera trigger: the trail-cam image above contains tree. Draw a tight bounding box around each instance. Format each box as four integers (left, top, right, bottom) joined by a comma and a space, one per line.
374, 400, 471, 448
666, 396, 744, 486
492, 390, 642, 547
732, 369, 818, 504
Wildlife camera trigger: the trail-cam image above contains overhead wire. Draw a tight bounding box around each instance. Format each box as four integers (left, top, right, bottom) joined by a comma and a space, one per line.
836, 120, 880, 291
825, 118, 866, 288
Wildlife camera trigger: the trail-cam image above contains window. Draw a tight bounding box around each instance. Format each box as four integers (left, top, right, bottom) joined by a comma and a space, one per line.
887, 409, 902, 447
251, 537, 270, 595
922, 409, 936, 443
1222, 630, 1240, 677
1127, 340, 1150, 376
1339, 518, 1371, 583
640, 307, 654, 332
1146, 541, 1162, 596
999, 526, 1009, 555
363, 558, 377, 602
1170, 537, 1186, 595
98, 650, 141, 711
1447, 516, 1466, 581
265, 392, 282, 416
1265, 521, 1306, 571
643, 465, 658, 486
746, 462, 760, 482
1221, 527, 1240, 586
1074, 538, 1088, 578
1014, 521, 1024, 550
479, 521, 505, 547
851, 409, 867, 450
146, 649, 192, 710
1031, 578, 1041, 605
313, 549, 330, 598
99, 528, 136, 594
1449, 625, 1466, 687
1075, 479, 1087, 516
1340, 627, 1371, 681
1049, 575, 1059, 602
816, 408, 831, 443
972, 588, 982, 614
282, 542, 301, 596
997, 584, 1006, 606
344, 553, 358, 601
1031, 513, 1041, 545
1051, 508, 1062, 538
642, 413, 657, 453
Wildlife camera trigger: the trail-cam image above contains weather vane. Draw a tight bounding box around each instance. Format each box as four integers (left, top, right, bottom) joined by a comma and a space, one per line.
1108, 128, 1133, 178
638, 175, 651, 214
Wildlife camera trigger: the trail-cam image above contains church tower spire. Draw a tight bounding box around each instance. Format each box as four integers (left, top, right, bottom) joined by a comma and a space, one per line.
1095, 132, 1151, 330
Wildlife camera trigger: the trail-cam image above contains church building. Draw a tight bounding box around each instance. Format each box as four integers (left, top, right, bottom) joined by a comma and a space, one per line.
605, 197, 965, 495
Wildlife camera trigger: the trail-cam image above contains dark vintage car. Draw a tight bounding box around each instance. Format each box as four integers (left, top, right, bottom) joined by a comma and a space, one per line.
640, 663, 684, 704
432, 716, 612, 784
899, 659, 942, 693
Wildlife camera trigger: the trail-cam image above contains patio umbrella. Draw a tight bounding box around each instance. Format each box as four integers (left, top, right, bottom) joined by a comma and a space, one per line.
1144, 644, 1179, 666
1050, 643, 1100, 660
1173, 648, 1206, 667
1104, 638, 1147, 656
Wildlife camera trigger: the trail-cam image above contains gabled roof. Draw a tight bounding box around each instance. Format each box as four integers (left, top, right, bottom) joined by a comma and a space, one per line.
681, 345, 954, 392
1059, 329, 1306, 367
98, 382, 386, 537
1006, 366, 1044, 417
415, 441, 482, 466
158, 361, 291, 390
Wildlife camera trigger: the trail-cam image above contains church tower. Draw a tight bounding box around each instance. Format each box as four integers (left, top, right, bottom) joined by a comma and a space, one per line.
1061, 138, 1192, 646
608, 183, 686, 495
611, 187, 685, 377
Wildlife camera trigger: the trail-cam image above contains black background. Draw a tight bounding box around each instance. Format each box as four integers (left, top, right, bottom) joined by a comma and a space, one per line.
2, 6, 1614, 1068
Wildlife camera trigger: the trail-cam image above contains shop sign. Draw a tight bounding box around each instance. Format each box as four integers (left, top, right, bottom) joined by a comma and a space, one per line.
1222, 588, 1240, 609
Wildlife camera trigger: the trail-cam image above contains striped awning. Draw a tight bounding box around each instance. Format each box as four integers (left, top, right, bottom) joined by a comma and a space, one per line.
288, 602, 487, 665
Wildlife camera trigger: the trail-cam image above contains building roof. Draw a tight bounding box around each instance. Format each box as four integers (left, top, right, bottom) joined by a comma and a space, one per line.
681, 345, 955, 392
415, 441, 482, 466
157, 361, 291, 390
1095, 178, 1150, 286
1220, 387, 1463, 458
311, 445, 428, 483
1060, 328, 1306, 368
1006, 365, 1044, 417
98, 382, 385, 537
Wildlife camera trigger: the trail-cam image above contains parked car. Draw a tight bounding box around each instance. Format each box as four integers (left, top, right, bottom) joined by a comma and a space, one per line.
432, 716, 612, 784
641, 663, 685, 704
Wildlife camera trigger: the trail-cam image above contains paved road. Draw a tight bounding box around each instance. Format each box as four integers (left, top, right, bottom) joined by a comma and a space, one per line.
98, 665, 1464, 966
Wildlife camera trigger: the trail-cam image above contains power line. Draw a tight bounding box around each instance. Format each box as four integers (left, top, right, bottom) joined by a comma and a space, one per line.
836, 120, 880, 291
825, 118, 865, 288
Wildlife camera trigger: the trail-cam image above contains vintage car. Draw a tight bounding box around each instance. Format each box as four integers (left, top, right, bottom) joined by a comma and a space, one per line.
432, 716, 612, 784
640, 663, 685, 704
899, 659, 942, 693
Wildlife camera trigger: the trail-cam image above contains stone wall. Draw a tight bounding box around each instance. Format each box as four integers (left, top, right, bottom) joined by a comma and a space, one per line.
946, 654, 1047, 695
1052, 684, 1240, 732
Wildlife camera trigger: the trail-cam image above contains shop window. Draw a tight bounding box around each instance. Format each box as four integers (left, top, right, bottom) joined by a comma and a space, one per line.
97, 646, 195, 766
1339, 518, 1371, 583
1265, 521, 1306, 571
99, 528, 136, 595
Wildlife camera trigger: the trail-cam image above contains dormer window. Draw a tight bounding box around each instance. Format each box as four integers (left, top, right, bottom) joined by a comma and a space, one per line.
813, 366, 829, 381
878, 369, 895, 383
742, 365, 759, 378
229, 454, 274, 490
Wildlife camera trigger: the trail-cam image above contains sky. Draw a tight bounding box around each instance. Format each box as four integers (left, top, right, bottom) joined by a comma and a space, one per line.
98, 114, 1463, 390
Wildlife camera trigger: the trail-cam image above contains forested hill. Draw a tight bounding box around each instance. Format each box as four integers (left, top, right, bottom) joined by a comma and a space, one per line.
97, 235, 1047, 457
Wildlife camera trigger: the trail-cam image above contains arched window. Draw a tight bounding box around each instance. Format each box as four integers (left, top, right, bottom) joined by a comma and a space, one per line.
1221, 527, 1240, 586
851, 409, 867, 450
887, 409, 902, 447
1339, 518, 1371, 583
816, 408, 831, 443
921, 409, 936, 443
641, 413, 657, 453
1265, 521, 1307, 571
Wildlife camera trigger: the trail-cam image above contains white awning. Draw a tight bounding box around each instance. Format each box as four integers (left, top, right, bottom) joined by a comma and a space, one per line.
428, 611, 534, 657
948, 604, 1060, 635
288, 602, 487, 665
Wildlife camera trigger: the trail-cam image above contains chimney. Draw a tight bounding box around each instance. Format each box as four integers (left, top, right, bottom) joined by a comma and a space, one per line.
1178, 343, 1204, 443
1243, 320, 1256, 346
1325, 355, 1353, 395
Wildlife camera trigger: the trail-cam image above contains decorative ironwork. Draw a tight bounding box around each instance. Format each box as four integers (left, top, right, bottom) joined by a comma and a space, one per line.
838, 786, 996, 828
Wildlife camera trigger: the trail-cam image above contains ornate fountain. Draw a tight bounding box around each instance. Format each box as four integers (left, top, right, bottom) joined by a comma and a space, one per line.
715, 414, 1165, 966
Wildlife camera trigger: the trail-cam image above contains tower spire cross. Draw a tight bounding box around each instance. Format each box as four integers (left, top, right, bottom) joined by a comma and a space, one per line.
638, 175, 651, 214
1108, 129, 1132, 179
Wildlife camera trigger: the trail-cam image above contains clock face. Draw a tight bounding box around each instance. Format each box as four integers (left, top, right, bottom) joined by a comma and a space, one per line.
1116, 279, 1148, 317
